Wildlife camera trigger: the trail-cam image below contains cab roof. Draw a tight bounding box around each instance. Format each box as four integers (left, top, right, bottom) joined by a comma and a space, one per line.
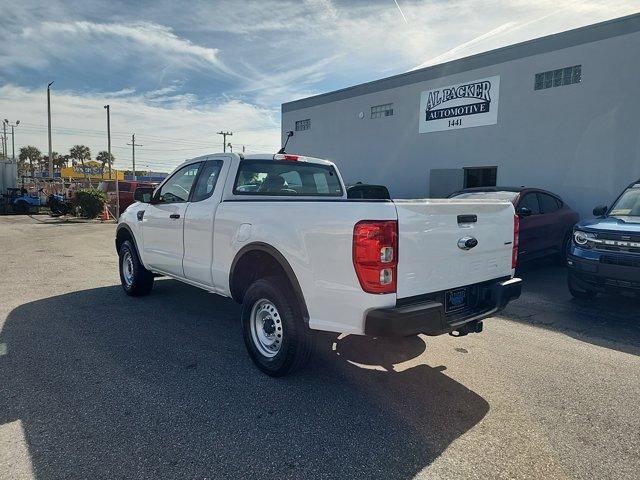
243, 153, 335, 166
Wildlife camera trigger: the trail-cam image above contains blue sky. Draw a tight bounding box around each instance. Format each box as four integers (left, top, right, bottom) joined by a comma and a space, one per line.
1, 0, 638, 172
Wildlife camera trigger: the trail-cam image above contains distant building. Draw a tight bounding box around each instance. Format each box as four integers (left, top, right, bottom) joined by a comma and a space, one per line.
281, 13, 640, 217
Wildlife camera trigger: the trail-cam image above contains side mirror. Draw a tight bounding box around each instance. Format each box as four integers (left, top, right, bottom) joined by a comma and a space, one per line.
134, 187, 154, 203
592, 205, 608, 217
516, 206, 532, 217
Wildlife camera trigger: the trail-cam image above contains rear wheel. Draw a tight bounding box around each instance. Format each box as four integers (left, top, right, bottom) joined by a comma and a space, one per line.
241, 277, 313, 376
567, 272, 597, 300
119, 240, 154, 296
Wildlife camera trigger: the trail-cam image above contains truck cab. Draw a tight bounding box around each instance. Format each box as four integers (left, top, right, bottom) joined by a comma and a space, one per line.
567, 180, 640, 297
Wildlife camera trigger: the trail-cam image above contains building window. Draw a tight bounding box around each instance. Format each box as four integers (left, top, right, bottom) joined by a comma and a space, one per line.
295, 119, 311, 131
534, 65, 581, 90
463, 166, 497, 188
370, 103, 394, 119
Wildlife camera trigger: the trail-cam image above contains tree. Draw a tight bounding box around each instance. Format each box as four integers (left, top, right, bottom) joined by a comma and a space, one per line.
18, 146, 42, 178
69, 145, 91, 180
56, 154, 71, 170
41, 151, 60, 175
96, 151, 115, 179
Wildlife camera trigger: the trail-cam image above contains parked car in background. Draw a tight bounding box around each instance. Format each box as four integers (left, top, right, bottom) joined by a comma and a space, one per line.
449, 187, 579, 264
116, 153, 522, 376
346, 183, 391, 200
99, 180, 156, 213
567, 180, 640, 298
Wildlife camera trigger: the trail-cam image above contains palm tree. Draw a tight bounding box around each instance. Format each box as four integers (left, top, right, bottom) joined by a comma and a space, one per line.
96, 151, 115, 179
18, 146, 42, 178
41, 151, 59, 175
55, 153, 70, 170
69, 145, 91, 180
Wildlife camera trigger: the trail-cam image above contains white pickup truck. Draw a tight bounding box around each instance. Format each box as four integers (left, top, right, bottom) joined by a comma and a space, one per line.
116, 152, 522, 376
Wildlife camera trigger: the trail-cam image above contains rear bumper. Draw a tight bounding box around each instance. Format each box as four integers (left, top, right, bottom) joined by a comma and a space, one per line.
364, 277, 522, 337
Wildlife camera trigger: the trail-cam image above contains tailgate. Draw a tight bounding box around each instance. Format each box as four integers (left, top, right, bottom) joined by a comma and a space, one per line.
394, 199, 515, 298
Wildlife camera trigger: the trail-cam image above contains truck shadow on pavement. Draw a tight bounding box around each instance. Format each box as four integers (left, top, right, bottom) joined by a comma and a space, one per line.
0, 280, 488, 480
503, 259, 640, 356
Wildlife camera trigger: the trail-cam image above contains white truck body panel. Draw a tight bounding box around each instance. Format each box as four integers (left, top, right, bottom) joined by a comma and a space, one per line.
212, 200, 398, 334
394, 199, 515, 298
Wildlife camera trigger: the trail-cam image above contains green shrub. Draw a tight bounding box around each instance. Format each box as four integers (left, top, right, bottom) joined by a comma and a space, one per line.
73, 188, 106, 218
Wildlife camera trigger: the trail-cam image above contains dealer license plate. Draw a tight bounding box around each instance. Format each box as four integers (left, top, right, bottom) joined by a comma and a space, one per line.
445, 288, 468, 312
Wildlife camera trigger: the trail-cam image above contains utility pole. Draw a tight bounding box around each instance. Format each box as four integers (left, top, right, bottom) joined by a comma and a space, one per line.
2, 122, 6, 160
104, 105, 119, 219
4, 119, 19, 161
47, 81, 54, 178
217, 131, 232, 152
127, 134, 142, 181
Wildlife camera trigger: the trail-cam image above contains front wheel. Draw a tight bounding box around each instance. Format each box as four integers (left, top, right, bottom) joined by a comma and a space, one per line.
119, 240, 154, 296
567, 272, 597, 300
241, 277, 313, 376
558, 233, 572, 265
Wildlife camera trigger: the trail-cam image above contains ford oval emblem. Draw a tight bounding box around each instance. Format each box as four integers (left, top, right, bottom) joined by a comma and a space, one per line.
458, 236, 478, 250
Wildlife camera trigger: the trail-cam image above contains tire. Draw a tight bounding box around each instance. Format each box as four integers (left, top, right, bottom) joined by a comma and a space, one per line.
119, 240, 154, 296
558, 233, 572, 266
567, 272, 597, 300
14, 201, 29, 214
241, 277, 313, 377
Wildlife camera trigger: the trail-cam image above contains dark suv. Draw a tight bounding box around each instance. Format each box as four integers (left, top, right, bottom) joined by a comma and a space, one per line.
567, 180, 640, 298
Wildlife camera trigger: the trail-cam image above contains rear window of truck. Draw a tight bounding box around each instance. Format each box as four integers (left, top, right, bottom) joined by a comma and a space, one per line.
234, 160, 343, 196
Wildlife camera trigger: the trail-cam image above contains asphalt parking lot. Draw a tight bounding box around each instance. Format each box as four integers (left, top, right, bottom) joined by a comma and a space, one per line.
1, 216, 639, 480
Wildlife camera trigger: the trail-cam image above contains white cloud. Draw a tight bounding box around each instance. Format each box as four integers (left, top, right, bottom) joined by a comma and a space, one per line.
0, 84, 280, 171
5, 21, 237, 77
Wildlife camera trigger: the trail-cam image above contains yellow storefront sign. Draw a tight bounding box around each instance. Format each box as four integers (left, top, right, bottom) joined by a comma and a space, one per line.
60, 161, 124, 180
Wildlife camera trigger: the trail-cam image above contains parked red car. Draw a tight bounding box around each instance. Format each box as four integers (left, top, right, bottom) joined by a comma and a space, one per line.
98, 180, 156, 213
449, 187, 579, 263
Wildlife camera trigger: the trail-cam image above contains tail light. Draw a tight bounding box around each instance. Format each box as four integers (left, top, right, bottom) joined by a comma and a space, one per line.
512, 214, 520, 269
353, 220, 398, 294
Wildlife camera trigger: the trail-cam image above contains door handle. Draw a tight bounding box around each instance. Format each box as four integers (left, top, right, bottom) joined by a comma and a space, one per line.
169, 213, 180, 219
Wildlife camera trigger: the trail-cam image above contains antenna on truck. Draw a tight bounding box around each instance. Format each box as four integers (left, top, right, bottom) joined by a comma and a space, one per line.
277, 131, 294, 154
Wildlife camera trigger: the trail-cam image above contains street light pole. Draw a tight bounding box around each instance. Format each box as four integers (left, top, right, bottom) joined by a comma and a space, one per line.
104, 105, 112, 178
104, 105, 119, 219
47, 81, 54, 178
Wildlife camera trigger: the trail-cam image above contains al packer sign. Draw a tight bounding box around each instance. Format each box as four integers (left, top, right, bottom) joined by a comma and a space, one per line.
419, 75, 500, 133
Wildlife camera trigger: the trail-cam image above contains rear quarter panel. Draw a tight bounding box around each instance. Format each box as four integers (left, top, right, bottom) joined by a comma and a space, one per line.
213, 200, 398, 334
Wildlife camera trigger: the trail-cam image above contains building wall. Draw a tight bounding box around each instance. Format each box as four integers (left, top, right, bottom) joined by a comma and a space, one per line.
281, 30, 640, 217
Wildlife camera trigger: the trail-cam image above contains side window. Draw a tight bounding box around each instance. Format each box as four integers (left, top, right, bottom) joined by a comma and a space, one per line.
519, 193, 540, 215
157, 163, 201, 203
192, 160, 223, 202
538, 193, 561, 214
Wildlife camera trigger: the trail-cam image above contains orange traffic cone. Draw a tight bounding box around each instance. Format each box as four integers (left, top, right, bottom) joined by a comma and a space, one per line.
100, 205, 110, 221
